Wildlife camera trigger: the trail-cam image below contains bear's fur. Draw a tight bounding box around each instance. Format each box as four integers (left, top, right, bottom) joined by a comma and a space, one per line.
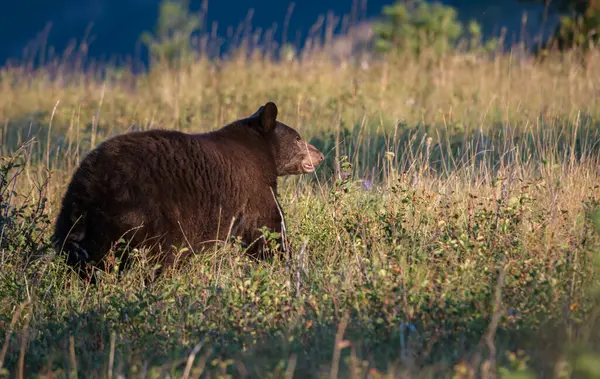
51, 102, 324, 279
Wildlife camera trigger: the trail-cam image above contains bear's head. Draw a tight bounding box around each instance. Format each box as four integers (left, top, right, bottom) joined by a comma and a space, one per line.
248, 102, 324, 176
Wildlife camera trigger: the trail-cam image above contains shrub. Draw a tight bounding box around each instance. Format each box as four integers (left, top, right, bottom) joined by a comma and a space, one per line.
372, 0, 497, 59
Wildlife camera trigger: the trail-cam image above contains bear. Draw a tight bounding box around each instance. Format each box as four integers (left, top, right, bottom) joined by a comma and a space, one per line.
51, 101, 324, 281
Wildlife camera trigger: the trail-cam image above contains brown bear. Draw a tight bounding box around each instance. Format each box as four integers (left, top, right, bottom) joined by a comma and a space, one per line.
51, 101, 324, 280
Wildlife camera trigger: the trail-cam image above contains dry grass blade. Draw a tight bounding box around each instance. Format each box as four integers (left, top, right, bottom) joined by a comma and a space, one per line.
330, 312, 350, 379
182, 339, 206, 379
108, 332, 116, 379
16, 310, 31, 379
188, 349, 211, 379
295, 239, 308, 297
284, 354, 297, 379
69, 335, 78, 379
0, 301, 30, 371
470, 261, 507, 379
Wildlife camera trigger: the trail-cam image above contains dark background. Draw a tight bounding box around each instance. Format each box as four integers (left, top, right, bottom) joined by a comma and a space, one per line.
0, 0, 553, 67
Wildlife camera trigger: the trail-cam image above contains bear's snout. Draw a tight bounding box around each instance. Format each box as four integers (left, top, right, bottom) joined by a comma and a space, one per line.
301, 143, 324, 173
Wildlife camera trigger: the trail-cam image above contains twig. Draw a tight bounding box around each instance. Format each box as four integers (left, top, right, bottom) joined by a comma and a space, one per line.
295, 240, 308, 297
17, 310, 32, 379
470, 262, 506, 379
188, 349, 211, 379
330, 312, 350, 379
69, 335, 78, 379
284, 354, 297, 379
140, 361, 148, 379
182, 340, 206, 379
483, 263, 506, 379
47, 99, 60, 169
270, 186, 290, 257
0, 301, 30, 371
90, 83, 106, 150
108, 332, 116, 379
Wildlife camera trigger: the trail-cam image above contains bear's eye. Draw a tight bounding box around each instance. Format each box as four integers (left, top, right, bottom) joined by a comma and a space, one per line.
295, 135, 301, 141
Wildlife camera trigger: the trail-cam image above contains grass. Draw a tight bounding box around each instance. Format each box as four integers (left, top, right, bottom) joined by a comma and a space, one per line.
1, 24, 600, 378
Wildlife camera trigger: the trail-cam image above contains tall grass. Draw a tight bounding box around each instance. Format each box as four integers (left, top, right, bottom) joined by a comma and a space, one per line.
1, 16, 600, 378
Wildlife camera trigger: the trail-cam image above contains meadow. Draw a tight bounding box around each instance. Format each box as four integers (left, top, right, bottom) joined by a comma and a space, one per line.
1, 25, 600, 378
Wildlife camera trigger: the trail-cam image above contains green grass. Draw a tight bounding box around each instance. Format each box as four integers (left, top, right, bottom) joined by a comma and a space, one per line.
1, 35, 600, 378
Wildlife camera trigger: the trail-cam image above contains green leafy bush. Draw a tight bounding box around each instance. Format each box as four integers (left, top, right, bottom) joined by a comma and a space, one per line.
140, 0, 203, 68
519, 0, 600, 53
0, 146, 52, 267
372, 0, 497, 59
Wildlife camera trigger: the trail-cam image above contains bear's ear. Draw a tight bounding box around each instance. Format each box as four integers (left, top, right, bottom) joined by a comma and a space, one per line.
251, 101, 278, 132
262, 101, 278, 128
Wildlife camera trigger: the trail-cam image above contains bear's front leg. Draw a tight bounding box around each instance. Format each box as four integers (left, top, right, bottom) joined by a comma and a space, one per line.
243, 199, 288, 261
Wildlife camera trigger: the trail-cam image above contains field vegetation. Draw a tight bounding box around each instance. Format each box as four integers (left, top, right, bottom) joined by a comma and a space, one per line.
1, 0, 600, 377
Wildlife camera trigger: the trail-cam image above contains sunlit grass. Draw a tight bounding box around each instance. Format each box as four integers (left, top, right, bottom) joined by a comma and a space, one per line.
0, 23, 600, 378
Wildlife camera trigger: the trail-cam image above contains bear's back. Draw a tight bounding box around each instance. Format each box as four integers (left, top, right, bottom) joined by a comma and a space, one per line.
56, 127, 274, 263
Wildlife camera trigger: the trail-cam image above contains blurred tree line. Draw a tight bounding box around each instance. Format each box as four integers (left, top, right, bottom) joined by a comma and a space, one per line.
518, 0, 600, 51
141, 0, 600, 68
